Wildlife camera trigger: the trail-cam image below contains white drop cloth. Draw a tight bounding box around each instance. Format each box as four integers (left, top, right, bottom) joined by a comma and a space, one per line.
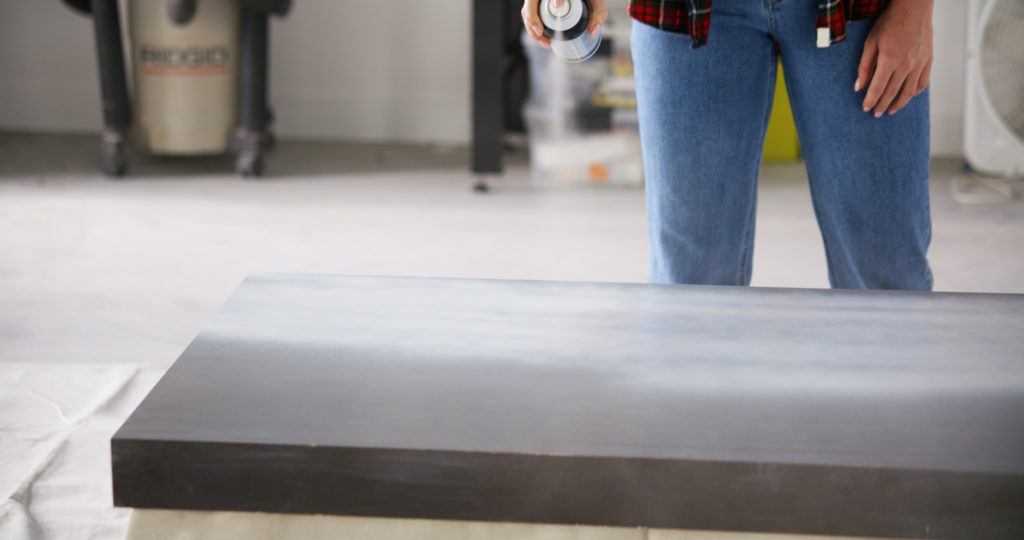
0, 363, 163, 540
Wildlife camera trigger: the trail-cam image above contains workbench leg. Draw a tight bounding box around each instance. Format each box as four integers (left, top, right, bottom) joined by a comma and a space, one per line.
234, 6, 273, 178
90, 0, 132, 177
471, 0, 506, 191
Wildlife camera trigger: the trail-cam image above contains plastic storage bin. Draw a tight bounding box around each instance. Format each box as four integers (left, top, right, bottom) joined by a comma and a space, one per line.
522, 16, 643, 187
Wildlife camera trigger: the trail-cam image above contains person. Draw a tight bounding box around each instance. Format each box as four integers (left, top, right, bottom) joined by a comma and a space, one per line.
522, 0, 934, 290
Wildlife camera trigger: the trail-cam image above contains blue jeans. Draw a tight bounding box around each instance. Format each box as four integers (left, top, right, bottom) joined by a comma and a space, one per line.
631, 1, 932, 290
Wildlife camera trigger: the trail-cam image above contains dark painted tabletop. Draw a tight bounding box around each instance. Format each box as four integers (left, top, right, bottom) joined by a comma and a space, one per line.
113, 275, 1024, 538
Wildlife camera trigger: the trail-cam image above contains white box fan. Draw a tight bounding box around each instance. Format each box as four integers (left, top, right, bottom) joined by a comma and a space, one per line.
964, 0, 1024, 178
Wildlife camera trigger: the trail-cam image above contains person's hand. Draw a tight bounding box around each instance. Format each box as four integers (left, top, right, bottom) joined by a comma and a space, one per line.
855, 0, 933, 117
522, 0, 608, 50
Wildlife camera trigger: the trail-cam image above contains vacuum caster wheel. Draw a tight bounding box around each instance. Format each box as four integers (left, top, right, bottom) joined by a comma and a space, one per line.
472, 177, 490, 193
236, 150, 264, 178
100, 139, 127, 178
263, 109, 277, 151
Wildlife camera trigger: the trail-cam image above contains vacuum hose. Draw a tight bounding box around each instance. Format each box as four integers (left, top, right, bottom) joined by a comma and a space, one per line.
165, 0, 198, 25
165, 0, 293, 23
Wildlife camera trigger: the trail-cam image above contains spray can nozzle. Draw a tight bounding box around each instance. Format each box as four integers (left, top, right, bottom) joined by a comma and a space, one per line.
538, 0, 601, 63
547, 0, 571, 19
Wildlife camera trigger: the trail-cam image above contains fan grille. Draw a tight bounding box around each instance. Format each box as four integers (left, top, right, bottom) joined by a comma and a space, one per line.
981, 0, 1024, 141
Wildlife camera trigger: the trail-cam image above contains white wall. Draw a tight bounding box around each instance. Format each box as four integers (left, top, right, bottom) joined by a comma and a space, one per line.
268, 1, 469, 144
0, 1, 102, 134
0, 0, 967, 153
0, 0, 471, 144
929, 1, 967, 157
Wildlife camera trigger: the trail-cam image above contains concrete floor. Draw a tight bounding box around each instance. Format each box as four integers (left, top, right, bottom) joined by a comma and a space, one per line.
1, 132, 1023, 538
2, 133, 1023, 369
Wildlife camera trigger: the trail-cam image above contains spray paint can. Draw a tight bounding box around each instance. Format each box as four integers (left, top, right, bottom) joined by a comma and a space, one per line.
539, 0, 601, 63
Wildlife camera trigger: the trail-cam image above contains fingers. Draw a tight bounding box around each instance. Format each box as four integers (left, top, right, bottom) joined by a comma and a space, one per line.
888, 59, 930, 115
855, 1, 933, 118
521, 0, 551, 48
872, 68, 905, 117
589, 0, 609, 38
916, 58, 932, 94
525, 0, 607, 48
855, 36, 877, 93
861, 60, 893, 116
887, 69, 920, 115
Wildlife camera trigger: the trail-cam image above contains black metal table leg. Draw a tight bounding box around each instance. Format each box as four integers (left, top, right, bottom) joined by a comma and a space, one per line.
234, 6, 271, 178
471, 0, 507, 192
90, 0, 132, 177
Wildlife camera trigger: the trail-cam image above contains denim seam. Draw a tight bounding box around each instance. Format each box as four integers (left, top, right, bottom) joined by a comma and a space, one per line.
763, 0, 778, 39
804, 163, 842, 287
921, 190, 934, 288
737, 46, 778, 285
782, 64, 841, 287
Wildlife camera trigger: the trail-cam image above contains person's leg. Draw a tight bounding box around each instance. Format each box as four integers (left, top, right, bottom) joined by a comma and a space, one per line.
631, 6, 776, 286
773, 0, 933, 290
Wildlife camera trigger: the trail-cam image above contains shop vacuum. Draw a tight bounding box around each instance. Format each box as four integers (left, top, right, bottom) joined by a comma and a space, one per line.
61, 0, 292, 177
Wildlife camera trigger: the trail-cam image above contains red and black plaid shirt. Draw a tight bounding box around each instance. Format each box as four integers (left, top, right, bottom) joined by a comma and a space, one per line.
627, 0, 889, 48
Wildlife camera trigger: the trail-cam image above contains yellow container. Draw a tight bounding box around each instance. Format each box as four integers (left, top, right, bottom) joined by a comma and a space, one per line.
762, 61, 801, 162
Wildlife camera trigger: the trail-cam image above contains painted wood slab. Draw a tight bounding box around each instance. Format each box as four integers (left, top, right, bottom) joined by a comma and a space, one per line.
112, 274, 1024, 539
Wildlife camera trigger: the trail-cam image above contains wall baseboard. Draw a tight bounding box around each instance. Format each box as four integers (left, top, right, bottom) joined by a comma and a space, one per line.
0, 85, 101, 134
271, 94, 469, 145
0, 86, 958, 156
0, 85, 469, 145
